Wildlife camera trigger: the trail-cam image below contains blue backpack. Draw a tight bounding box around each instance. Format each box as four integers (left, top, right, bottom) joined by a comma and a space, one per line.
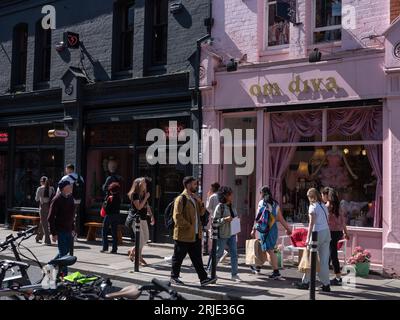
255, 202, 276, 234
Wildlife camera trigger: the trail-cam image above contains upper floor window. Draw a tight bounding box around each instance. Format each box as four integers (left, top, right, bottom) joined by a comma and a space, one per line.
313, 0, 342, 44
34, 20, 51, 87
265, 0, 290, 49
113, 0, 135, 73
150, 0, 168, 66
11, 23, 28, 91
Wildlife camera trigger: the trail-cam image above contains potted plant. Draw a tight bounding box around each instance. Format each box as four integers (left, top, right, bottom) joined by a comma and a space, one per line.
347, 246, 371, 277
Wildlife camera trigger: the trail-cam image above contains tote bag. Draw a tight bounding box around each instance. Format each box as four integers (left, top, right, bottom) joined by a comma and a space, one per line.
245, 239, 267, 266
298, 249, 320, 273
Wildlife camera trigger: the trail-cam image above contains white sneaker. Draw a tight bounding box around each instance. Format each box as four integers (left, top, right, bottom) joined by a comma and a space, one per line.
219, 250, 229, 263
231, 275, 242, 283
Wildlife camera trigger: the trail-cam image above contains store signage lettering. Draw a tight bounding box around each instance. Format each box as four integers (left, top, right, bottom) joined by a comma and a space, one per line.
249, 76, 340, 97
0, 132, 8, 143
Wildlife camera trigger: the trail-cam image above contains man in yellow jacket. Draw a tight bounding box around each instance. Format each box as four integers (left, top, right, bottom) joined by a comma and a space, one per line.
170, 176, 217, 287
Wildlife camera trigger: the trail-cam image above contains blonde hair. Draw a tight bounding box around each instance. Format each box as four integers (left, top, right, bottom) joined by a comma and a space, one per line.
127, 178, 146, 200
307, 188, 322, 203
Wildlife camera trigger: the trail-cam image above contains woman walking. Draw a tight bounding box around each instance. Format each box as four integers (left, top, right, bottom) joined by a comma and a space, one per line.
101, 182, 122, 254
127, 178, 154, 265
250, 186, 292, 279
294, 188, 331, 292
322, 187, 350, 286
35, 176, 55, 245
211, 186, 241, 282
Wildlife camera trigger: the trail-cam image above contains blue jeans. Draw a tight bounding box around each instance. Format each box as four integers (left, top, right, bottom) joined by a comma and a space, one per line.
54, 231, 73, 275
216, 235, 238, 276
102, 215, 119, 252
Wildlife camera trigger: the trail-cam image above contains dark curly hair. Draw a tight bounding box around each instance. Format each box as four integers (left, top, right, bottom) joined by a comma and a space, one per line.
217, 186, 233, 204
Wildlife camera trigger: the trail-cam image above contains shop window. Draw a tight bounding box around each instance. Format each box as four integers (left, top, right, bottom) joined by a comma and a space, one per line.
265, 0, 290, 49
16, 126, 64, 146
147, 0, 168, 67
0, 131, 8, 144
313, 0, 342, 44
11, 23, 28, 91
14, 149, 63, 207
0, 152, 7, 223
280, 145, 379, 228
268, 107, 383, 228
113, 0, 135, 75
85, 149, 134, 209
34, 19, 51, 87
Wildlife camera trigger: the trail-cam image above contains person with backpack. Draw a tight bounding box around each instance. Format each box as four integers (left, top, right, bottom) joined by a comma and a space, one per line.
293, 188, 332, 292
35, 176, 55, 245
126, 178, 153, 265
100, 182, 122, 254
250, 186, 292, 279
210, 186, 241, 282
169, 176, 216, 287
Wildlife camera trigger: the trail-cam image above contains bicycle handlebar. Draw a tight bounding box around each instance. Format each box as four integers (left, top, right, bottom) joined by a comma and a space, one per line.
0, 226, 38, 249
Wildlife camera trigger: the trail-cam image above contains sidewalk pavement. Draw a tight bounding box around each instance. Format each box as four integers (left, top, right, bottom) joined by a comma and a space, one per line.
1, 227, 399, 300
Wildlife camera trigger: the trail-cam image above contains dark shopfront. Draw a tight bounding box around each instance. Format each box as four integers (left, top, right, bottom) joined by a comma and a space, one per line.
80, 74, 196, 243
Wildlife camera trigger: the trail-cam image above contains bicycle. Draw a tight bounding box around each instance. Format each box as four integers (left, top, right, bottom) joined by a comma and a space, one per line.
106, 278, 186, 300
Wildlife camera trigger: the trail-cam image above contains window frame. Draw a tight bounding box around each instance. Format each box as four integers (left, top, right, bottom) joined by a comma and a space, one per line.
11, 23, 28, 91
312, 0, 342, 44
150, 0, 168, 67
34, 20, 51, 88
264, 0, 290, 51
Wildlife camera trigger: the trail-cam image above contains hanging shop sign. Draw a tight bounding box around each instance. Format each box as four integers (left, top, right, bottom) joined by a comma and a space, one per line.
64, 31, 80, 49
48, 129, 69, 138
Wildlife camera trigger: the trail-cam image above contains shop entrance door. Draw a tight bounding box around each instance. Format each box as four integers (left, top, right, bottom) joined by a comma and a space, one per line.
0, 152, 7, 223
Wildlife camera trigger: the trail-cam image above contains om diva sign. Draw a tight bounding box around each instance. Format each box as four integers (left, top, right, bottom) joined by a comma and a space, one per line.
249, 75, 340, 96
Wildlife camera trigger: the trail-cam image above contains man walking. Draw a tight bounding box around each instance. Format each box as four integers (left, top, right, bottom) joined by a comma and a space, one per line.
170, 176, 216, 287
48, 180, 75, 275
59, 164, 84, 254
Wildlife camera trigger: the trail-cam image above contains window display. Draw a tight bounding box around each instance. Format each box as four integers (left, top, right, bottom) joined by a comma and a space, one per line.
268, 107, 382, 228
280, 145, 378, 228
266, 0, 290, 48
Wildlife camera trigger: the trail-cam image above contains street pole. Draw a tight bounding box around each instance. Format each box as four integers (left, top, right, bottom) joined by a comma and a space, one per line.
310, 231, 318, 300
134, 215, 140, 272
211, 221, 218, 279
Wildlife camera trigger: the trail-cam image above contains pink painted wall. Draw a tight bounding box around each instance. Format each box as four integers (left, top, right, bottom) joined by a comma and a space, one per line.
203, 0, 390, 69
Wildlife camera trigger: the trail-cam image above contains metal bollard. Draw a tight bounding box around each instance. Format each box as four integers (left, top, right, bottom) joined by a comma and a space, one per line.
309, 231, 318, 300
134, 215, 141, 272
203, 226, 209, 256
210, 222, 218, 279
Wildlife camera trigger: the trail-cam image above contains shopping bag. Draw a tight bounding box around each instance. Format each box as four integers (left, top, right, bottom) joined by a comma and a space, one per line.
298, 249, 320, 273
245, 239, 267, 265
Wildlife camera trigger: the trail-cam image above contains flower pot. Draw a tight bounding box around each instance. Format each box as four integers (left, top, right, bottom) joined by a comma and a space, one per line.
355, 262, 370, 277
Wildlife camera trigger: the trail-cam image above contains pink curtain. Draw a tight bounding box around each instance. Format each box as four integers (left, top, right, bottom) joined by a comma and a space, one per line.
269, 111, 322, 203
269, 108, 383, 227
328, 108, 383, 228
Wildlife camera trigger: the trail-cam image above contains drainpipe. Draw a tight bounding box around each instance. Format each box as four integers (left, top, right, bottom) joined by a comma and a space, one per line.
195, 0, 212, 197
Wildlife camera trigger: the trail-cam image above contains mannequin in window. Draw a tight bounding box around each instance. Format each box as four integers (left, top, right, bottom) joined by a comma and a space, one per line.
310, 146, 357, 190
102, 158, 123, 196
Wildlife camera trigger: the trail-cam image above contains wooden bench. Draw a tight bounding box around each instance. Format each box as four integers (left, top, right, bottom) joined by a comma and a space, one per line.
84, 222, 123, 245
11, 215, 40, 231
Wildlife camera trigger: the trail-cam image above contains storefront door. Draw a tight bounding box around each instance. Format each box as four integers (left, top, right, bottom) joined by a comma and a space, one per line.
222, 115, 257, 248
0, 151, 7, 223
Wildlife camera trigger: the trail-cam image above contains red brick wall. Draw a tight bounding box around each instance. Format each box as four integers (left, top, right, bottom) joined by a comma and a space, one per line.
391, 0, 400, 22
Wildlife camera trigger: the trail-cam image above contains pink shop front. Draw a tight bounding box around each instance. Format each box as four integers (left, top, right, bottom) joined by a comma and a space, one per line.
201, 48, 400, 275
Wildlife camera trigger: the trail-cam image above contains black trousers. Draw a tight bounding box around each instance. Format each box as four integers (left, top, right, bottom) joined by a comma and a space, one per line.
330, 231, 343, 275
171, 236, 208, 282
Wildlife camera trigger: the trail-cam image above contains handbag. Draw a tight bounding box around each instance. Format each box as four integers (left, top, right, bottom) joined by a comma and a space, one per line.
298, 249, 320, 273
100, 195, 112, 218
